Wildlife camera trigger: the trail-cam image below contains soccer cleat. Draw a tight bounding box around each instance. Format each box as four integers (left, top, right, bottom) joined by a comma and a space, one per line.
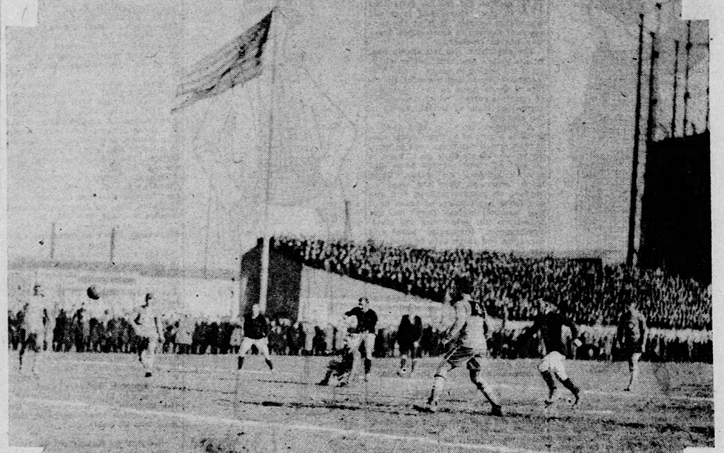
490, 405, 503, 417
397, 368, 407, 377
624, 386, 632, 392
544, 388, 560, 407
364, 373, 370, 382
571, 392, 581, 408
145, 372, 153, 378
423, 400, 439, 413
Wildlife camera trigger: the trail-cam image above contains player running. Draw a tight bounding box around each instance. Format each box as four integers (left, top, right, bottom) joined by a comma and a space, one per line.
237, 303, 274, 372
18, 283, 47, 375
421, 277, 502, 416
616, 302, 647, 391
396, 313, 423, 377
132, 293, 162, 378
521, 299, 583, 407
339, 297, 378, 385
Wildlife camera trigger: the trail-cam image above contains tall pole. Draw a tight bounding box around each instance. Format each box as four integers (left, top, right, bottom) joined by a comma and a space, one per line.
203, 193, 211, 279
259, 8, 278, 315
627, 14, 645, 267
646, 33, 659, 145
344, 200, 351, 241
50, 222, 56, 261
683, 21, 692, 136
110, 227, 116, 265
671, 41, 680, 137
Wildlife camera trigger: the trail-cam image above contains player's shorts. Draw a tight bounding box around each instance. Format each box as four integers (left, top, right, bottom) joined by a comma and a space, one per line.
622, 342, 644, 356
538, 351, 568, 380
628, 352, 642, 363
136, 335, 158, 352
398, 342, 417, 356
241, 337, 270, 355
22, 332, 41, 353
346, 333, 376, 358
443, 345, 483, 371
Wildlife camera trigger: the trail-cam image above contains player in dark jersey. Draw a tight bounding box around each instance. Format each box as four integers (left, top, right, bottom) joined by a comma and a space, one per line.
616, 302, 647, 391
339, 297, 378, 385
521, 299, 582, 407
238, 303, 274, 372
420, 277, 502, 416
396, 313, 423, 377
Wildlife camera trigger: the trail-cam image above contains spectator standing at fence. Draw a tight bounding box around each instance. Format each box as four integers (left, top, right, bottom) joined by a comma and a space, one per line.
397, 314, 423, 377
340, 297, 378, 385
132, 293, 162, 378
177, 314, 195, 354
617, 302, 647, 391
73, 303, 91, 353
237, 304, 274, 372
229, 319, 243, 354
42, 286, 60, 353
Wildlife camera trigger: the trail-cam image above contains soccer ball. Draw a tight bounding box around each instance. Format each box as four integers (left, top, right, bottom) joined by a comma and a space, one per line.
87, 285, 100, 300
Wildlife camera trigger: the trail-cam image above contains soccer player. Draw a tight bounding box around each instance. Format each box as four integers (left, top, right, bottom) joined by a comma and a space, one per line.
237, 303, 274, 372
617, 302, 647, 391
132, 293, 162, 378
18, 284, 47, 375
339, 297, 378, 385
422, 277, 502, 416
396, 313, 423, 377
521, 299, 583, 407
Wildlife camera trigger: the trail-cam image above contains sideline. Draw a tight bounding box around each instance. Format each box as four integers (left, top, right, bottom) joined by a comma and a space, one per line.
22, 397, 545, 453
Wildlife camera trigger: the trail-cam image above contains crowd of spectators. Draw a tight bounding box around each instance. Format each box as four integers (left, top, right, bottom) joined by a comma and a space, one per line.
7, 308, 712, 364
273, 236, 712, 330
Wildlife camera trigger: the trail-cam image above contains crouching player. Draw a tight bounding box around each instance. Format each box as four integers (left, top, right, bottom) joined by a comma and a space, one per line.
421, 277, 502, 416
132, 293, 162, 378
317, 314, 358, 386
521, 299, 583, 407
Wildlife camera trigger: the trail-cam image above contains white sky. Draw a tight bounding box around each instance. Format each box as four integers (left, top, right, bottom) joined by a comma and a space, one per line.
6, 0, 710, 271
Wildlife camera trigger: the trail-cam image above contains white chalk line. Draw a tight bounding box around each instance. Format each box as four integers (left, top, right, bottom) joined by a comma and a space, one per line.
55, 358, 713, 403
21, 397, 545, 453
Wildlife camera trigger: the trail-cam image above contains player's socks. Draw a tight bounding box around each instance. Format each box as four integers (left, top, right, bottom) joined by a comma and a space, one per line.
364, 358, 372, 375
560, 378, 580, 405
238, 357, 244, 370
540, 371, 557, 402
265, 359, 274, 371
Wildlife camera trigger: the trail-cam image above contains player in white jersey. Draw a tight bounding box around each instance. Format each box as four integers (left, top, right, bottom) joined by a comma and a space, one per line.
19, 283, 47, 375
132, 293, 162, 377
420, 277, 502, 416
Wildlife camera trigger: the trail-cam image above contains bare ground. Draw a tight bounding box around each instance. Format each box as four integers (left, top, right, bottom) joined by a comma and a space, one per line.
8, 352, 713, 452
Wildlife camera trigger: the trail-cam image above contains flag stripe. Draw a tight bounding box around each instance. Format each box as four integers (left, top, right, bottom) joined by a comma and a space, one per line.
173, 10, 272, 112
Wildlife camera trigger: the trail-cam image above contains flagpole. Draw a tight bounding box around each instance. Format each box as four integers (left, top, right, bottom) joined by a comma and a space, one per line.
259, 7, 278, 315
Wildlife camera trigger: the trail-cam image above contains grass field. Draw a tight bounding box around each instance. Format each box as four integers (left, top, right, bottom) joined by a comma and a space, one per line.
8, 352, 713, 452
